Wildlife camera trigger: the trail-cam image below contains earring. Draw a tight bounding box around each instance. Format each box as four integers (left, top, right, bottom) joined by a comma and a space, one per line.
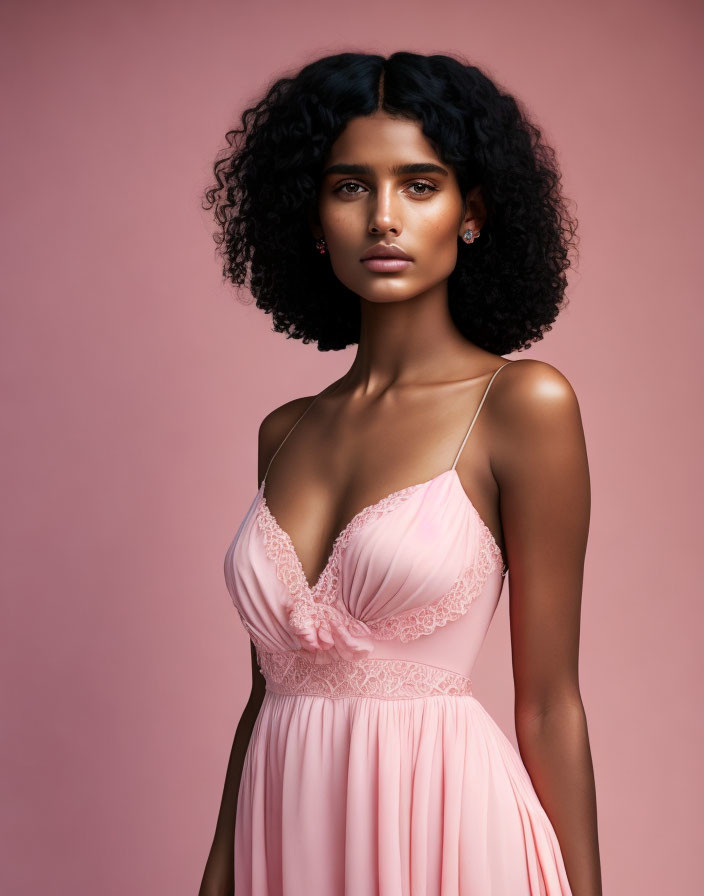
315, 238, 328, 254
463, 229, 480, 244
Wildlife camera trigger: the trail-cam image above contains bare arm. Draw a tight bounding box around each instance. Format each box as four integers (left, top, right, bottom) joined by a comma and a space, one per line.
199, 642, 265, 896
492, 359, 602, 896
199, 414, 288, 895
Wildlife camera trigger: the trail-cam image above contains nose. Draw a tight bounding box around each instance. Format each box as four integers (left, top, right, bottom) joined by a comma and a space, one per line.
368, 182, 402, 236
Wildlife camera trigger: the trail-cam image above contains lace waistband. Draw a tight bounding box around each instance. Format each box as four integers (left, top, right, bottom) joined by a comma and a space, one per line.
255, 647, 474, 699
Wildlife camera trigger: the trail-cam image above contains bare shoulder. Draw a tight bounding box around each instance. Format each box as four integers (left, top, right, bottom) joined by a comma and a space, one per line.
257, 393, 320, 482
259, 394, 317, 443
489, 358, 588, 478
491, 357, 582, 426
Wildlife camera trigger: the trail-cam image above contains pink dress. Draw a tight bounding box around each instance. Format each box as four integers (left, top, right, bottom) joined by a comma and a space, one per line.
224, 363, 573, 895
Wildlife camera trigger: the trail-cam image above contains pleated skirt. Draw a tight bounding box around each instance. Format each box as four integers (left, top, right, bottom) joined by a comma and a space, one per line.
234, 690, 572, 895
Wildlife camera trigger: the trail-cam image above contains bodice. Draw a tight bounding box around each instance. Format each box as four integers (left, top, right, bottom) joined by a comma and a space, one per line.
225, 469, 507, 697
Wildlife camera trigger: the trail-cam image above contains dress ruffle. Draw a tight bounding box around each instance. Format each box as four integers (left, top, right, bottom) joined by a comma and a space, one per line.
286, 595, 375, 663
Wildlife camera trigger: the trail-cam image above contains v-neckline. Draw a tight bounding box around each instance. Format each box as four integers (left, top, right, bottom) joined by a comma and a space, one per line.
257, 468, 505, 595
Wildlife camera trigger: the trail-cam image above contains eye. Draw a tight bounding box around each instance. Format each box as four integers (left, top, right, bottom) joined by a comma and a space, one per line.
332, 180, 439, 198
407, 181, 438, 196
334, 182, 366, 196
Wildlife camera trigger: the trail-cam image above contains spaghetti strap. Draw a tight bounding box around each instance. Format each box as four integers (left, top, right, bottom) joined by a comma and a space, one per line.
451, 361, 513, 470
261, 387, 331, 485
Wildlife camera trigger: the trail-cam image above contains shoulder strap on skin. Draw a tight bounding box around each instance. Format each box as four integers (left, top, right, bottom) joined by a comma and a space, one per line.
451, 361, 513, 470
261, 387, 330, 484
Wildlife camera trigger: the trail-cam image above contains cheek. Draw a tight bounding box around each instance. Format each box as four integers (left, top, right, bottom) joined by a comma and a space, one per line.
417, 218, 460, 272
425, 203, 462, 243
318, 198, 357, 237
423, 243, 459, 282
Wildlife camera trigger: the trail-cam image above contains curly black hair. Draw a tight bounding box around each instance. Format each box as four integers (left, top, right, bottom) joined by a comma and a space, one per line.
202, 51, 579, 354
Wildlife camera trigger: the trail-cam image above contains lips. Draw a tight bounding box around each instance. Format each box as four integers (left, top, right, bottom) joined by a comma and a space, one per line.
360, 244, 412, 261
361, 256, 413, 273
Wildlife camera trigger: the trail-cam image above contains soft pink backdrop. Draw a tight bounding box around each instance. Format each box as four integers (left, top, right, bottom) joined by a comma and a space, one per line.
2, 1, 702, 893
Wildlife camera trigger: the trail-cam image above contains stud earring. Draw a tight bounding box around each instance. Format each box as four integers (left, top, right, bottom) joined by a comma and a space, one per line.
315, 238, 328, 254
462, 229, 480, 244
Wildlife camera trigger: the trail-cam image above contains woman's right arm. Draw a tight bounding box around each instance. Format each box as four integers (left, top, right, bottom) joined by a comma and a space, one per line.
199, 409, 297, 895
198, 639, 266, 896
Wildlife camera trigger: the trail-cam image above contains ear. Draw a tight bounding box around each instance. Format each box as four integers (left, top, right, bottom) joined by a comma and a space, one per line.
458, 184, 487, 238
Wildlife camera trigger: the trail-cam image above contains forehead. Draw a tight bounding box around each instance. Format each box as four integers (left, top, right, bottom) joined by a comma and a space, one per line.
325, 113, 441, 166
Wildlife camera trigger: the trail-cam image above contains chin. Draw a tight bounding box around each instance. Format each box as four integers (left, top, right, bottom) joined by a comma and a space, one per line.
364, 295, 422, 308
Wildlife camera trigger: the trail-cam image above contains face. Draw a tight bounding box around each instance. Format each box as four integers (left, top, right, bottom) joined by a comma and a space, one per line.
312, 111, 484, 305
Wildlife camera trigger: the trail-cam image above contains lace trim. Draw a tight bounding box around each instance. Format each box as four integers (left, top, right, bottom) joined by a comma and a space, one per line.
256, 475, 506, 649
257, 476, 433, 603
255, 647, 474, 699
366, 529, 504, 642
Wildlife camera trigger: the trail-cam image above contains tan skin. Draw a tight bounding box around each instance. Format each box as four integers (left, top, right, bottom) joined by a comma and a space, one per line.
200, 111, 601, 896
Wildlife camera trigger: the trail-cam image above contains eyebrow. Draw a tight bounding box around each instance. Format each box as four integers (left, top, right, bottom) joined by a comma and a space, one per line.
321, 162, 450, 178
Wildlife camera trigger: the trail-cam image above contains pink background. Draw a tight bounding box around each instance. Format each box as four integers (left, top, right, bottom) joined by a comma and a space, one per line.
2, 1, 702, 893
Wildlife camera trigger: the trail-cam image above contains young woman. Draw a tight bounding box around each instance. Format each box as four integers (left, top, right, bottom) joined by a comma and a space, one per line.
200, 51, 601, 896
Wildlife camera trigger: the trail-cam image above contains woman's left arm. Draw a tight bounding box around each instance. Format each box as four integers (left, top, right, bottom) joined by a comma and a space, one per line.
491, 359, 602, 896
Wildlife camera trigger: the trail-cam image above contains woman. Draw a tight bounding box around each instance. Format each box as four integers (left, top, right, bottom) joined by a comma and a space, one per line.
200, 51, 601, 896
